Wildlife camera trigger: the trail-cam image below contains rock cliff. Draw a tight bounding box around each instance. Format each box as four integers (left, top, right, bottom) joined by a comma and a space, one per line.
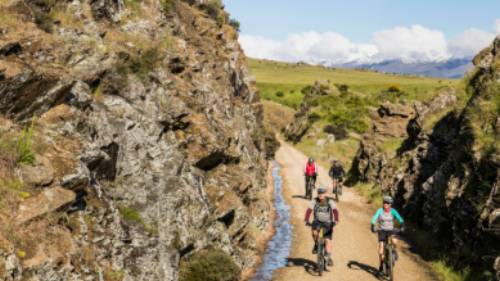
350, 36, 500, 277
0, 0, 274, 280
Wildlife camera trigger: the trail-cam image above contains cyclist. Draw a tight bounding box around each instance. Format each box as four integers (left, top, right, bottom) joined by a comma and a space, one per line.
304, 157, 318, 192
304, 186, 339, 266
328, 159, 345, 194
370, 195, 404, 272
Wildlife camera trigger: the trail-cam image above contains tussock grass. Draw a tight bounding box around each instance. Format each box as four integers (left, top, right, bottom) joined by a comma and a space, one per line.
179, 249, 240, 281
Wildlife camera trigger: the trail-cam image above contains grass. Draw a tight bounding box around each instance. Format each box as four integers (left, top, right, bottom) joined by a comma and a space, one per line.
179, 249, 240, 281
352, 182, 383, 204
379, 138, 405, 158
17, 118, 36, 165
118, 205, 158, 236
295, 133, 360, 169
261, 100, 295, 133
249, 59, 455, 100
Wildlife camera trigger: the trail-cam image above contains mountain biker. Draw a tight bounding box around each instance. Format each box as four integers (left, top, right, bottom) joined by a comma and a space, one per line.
370, 195, 404, 272
328, 159, 345, 193
304, 157, 318, 191
304, 186, 339, 266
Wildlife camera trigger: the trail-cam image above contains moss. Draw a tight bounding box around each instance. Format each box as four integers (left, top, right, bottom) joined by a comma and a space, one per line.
104, 269, 125, 281
118, 205, 143, 224
179, 249, 240, 281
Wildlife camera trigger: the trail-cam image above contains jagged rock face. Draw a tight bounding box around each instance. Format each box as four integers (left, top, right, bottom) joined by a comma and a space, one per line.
284, 81, 334, 143
354, 37, 500, 274
0, 1, 272, 280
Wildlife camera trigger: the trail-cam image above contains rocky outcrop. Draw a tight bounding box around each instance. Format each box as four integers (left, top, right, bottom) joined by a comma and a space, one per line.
352, 37, 500, 276
284, 81, 336, 143
0, 1, 273, 280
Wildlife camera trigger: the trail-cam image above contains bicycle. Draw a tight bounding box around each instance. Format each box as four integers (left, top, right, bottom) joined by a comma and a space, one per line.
305, 176, 315, 200
332, 178, 343, 201
316, 227, 328, 276
376, 228, 401, 281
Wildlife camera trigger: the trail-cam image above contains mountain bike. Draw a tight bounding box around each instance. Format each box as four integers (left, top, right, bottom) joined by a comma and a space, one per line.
316, 227, 328, 276
376, 228, 401, 281
332, 178, 343, 201
305, 175, 315, 200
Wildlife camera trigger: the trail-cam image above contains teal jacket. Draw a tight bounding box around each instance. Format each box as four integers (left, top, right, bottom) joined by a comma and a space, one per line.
371, 208, 404, 231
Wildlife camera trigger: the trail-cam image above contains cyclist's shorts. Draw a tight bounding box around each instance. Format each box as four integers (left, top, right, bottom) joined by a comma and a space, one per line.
378, 230, 393, 242
312, 220, 334, 239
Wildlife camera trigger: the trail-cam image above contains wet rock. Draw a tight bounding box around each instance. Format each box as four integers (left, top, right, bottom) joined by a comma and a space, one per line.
15, 187, 76, 224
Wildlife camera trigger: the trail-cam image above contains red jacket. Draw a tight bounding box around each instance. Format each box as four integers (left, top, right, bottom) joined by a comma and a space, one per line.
305, 162, 318, 176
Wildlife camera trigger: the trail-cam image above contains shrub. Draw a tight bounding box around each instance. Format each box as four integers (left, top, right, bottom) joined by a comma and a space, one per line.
127, 47, 163, 82
388, 84, 401, 93
308, 112, 321, 123
335, 84, 349, 95
301, 85, 313, 95
160, 0, 175, 13
34, 12, 54, 33
201, 0, 222, 21
275, 91, 284, 97
179, 249, 240, 281
228, 18, 240, 32
17, 118, 36, 165
323, 125, 348, 140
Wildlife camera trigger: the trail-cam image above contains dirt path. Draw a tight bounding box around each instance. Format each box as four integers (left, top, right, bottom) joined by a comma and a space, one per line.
273, 142, 437, 281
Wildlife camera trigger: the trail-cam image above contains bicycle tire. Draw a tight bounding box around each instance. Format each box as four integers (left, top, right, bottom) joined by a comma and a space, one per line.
317, 240, 324, 276
388, 246, 394, 281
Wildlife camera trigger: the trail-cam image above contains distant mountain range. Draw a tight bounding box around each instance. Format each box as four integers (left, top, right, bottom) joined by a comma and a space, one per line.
336, 58, 473, 79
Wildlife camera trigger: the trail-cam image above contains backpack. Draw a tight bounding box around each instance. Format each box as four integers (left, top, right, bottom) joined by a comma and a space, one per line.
313, 197, 333, 222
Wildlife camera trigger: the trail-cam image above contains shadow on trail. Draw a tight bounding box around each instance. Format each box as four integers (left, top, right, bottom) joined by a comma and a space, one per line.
292, 195, 310, 200
286, 257, 317, 276
347, 260, 383, 280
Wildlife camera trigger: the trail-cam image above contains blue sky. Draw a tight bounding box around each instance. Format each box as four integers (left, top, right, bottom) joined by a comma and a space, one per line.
223, 0, 500, 64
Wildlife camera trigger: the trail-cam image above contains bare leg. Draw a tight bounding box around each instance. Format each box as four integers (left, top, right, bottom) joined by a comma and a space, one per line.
379, 241, 385, 264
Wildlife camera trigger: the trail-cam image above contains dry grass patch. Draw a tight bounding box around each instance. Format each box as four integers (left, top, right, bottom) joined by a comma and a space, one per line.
261, 100, 295, 133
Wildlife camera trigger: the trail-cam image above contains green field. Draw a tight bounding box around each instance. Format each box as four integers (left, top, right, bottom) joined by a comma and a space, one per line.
249, 58, 457, 109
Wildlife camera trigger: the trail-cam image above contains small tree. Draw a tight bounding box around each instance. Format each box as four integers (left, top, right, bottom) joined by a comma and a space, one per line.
276, 91, 284, 97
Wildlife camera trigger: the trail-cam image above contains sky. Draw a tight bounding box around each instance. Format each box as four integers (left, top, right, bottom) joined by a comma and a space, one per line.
223, 0, 500, 65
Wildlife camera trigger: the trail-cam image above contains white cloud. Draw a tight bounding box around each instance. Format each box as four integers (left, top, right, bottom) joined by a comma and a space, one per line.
372, 25, 451, 63
449, 28, 495, 58
238, 21, 499, 65
239, 35, 281, 60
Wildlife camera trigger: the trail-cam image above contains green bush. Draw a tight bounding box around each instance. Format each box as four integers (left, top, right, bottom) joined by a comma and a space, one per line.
388, 84, 401, 93
160, 0, 175, 13
17, 118, 36, 165
275, 91, 284, 97
179, 249, 240, 281
335, 84, 349, 95
34, 12, 54, 33
228, 18, 240, 32
301, 85, 313, 95
201, 0, 225, 26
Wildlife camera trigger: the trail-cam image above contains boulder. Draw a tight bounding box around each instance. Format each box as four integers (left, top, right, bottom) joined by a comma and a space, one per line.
20, 156, 54, 187
15, 187, 76, 224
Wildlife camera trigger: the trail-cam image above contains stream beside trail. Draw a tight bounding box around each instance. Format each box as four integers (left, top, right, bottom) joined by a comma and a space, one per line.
251, 162, 293, 281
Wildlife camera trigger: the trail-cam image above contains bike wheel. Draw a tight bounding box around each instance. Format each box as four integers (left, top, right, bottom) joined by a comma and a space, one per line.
317, 242, 324, 276
387, 248, 394, 281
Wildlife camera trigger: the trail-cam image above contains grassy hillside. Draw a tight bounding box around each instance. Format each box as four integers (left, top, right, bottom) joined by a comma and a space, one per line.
251, 58, 459, 169
249, 59, 457, 109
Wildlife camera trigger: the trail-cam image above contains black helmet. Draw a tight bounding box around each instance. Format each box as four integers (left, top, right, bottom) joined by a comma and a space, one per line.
308, 157, 314, 163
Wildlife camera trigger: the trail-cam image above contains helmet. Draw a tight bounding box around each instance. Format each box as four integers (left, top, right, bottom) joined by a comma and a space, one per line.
317, 186, 327, 194
308, 157, 314, 163
383, 195, 393, 204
